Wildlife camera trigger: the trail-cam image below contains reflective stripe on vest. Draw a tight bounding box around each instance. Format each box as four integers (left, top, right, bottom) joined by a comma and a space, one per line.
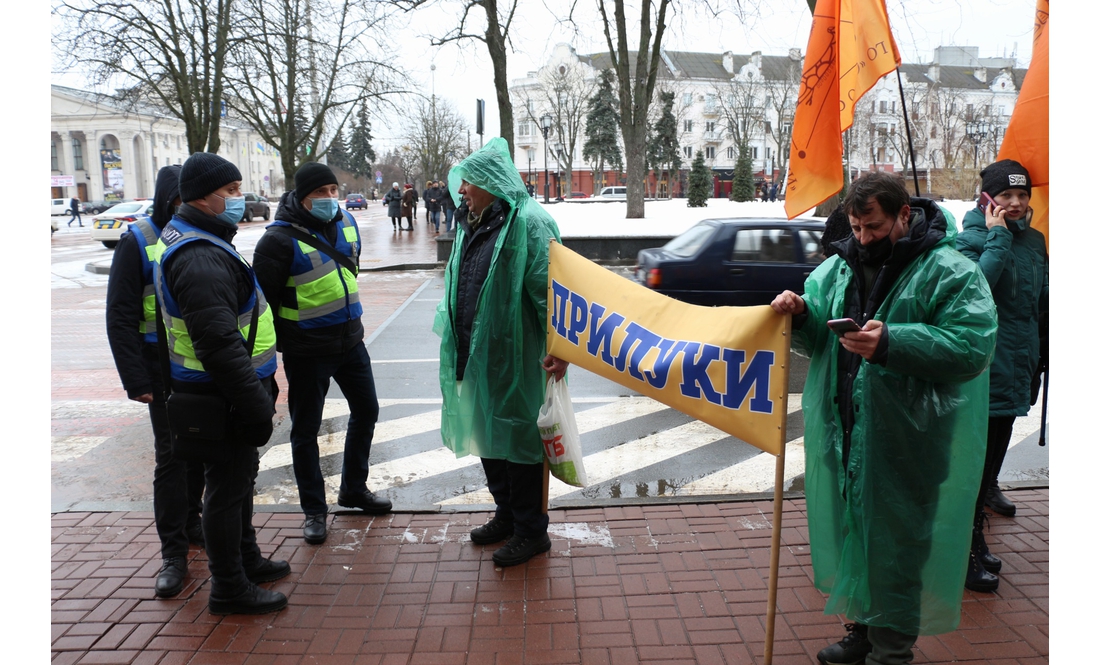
269, 214, 363, 328
131, 217, 161, 343
151, 218, 278, 383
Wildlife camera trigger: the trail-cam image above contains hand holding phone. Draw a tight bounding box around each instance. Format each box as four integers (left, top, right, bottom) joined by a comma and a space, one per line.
980, 192, 1007, 230
827, 318, 862, 335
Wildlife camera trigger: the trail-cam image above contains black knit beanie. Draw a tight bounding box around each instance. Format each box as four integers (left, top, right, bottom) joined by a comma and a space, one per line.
294, 162, 339, 200
980, 159, 1031, 199
179, 153, 242, 202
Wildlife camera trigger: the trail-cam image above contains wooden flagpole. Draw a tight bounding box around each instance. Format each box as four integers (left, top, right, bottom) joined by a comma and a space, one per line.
763, 321, 794, 665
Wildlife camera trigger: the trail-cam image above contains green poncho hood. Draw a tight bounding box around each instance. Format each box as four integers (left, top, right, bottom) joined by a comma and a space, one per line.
434, 138, 562, 463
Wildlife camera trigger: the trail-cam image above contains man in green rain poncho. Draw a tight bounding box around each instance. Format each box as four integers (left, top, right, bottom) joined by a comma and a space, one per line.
771, 172, 997, 665
433, 138, 568, 567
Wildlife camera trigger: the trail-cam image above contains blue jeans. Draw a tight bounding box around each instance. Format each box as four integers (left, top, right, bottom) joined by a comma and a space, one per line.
283, 342, 379, 516
444, 208, 454, 233
430, 210, 441, 231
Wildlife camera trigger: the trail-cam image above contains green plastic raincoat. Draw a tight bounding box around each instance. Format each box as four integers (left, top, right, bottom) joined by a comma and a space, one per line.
794, 213, 997, 636
433, 138, 562, 464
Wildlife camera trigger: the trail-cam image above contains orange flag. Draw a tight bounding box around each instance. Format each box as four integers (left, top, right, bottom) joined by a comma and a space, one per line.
997, 0, 1048, 249
785, 0, 901, 220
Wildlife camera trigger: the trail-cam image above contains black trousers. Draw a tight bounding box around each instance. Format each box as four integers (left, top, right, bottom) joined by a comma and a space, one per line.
975, 415, 1016, 519
143, 345, 205, 560
481, 458, 548, 538
203, 443, 264, 598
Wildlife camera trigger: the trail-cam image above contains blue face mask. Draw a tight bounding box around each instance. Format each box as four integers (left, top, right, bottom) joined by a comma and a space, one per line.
213, 194, 246, 225
308, 197, 339, 221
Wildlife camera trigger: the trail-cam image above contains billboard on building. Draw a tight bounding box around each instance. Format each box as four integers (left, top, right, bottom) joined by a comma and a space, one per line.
100, 149, 124, 200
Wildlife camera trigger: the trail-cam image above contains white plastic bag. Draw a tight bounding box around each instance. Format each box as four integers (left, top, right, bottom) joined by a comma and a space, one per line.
536, 375, 587, 487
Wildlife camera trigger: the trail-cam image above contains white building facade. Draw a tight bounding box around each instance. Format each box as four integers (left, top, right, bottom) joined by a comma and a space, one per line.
511, 45, 1026, 198
51, 85, 285, 203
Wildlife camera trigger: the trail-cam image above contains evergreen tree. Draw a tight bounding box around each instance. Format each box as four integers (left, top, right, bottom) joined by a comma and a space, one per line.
582, 70, 622, 193
347, 104, 376, 177
687, 153, 710, 207
732, 145, 755, 202
327, 125, 350, 171
647, 91, 680, 198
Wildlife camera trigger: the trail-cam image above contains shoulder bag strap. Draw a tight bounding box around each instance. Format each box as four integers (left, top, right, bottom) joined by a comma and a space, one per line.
270, 224, 359, 276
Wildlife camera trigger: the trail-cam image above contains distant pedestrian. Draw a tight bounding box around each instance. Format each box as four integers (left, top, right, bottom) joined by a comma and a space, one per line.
425, 180, 443, 233
68, 196, 82, 227
371, 187, 377, 201
770, 182, 779, 202
401, 184, 416, 230
410, 184, 420, 222
441, 181, 456, 233
383, 182, 402, 230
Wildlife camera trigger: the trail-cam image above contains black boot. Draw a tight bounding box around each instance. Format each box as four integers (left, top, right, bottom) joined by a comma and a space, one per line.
817, 622, 871, 665
964, 549, 999, 593
972, 512, 1001, 573
985, 485, 1016, 517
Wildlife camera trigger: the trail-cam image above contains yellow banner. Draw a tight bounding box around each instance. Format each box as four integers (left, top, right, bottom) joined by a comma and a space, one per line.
546, 242, 792, 457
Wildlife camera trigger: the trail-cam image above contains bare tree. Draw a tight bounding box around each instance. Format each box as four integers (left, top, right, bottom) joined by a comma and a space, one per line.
535, 60, 596, 197
226, 0, 410, 186
767, 57, 801, 191
403, 97, 472, 184
392, 0, 519, 154
714, 68, 767, 155
594, 0, 673, 218
54, 0, 234, 153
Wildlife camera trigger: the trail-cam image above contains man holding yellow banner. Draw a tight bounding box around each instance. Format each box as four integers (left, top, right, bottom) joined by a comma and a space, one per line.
434, 138, 568, 568
772, 172, 997, 665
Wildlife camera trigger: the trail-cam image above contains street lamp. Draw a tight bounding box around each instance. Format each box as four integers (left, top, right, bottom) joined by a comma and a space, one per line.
540, 114, 553, 204
527, 148, 535, 192
965, 120, 991, 169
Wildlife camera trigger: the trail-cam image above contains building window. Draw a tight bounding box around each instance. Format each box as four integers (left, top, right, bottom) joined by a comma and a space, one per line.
879, 101, 887, 113
682, 92, 693, 106
765, 147, 771, 160
517, 120, 532, 137
891, 101, 896, 113
726, 147, 734, 160
764, 121, 772, 134
751, 147, 758, 159
966, 103, 974, 120
930, 125, 938, 139
877, 147, 886, 163
72, 139, 84, 171
683, 120, 693, 132
705, 146, 716, 159
705, 121, 716, 132
997, 105, 1006, 116
51, 139, 59, 171
683, 146, 693, 158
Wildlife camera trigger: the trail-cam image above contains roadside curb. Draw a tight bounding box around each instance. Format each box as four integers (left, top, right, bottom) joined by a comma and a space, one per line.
85, 261, 111, 275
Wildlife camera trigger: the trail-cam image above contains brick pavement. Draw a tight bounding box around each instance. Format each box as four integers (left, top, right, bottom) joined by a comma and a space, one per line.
49, 490, 1048, 664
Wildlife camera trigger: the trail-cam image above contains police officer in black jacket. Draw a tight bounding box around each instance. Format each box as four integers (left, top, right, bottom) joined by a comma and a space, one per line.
105, 165, 207, 598
155, 153, 290, 615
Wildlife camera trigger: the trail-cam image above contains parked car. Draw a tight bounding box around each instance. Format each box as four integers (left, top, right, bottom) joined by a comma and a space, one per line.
596, 186, 627, 199
634, 218, 827, 306
83, 200, 117, 215
89, 200, 154, 249
243, 192, 270, 221
569, 192, 590, 199
51, 198, 83, 216
345, 193, 367, 210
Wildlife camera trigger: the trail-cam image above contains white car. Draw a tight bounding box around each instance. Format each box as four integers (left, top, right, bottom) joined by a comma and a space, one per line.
90, 200, 154, 249
51, 198, 83, 216
596, 186, 627, 199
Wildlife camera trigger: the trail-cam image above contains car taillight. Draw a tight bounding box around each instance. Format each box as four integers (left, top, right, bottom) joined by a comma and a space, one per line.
118, 217, 136, 223
646, 268, 661, 288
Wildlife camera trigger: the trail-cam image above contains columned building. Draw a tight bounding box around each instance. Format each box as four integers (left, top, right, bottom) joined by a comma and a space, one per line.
51, 85, 285, 203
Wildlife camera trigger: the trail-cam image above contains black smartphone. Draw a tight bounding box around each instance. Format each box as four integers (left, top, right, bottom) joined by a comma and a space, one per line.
826, 318, 861, 335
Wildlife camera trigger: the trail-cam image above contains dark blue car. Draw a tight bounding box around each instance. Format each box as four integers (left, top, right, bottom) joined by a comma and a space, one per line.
634, 218, 827, 306
345, 193, 367, 210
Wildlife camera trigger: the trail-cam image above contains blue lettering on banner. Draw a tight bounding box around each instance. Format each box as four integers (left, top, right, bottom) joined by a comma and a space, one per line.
549, 279, 775, 414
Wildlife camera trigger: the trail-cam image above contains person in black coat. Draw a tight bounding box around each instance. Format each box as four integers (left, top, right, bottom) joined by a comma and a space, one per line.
424, 181, 443, 233
68, 196, 83, 226
382, 182, 403, 230
105, 165, 206, 598
156, 152, 290, 615
252, 162, 391, 546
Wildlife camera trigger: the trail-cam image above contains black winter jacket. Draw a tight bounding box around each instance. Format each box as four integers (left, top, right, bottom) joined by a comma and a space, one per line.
452, 199, 509, 379
159, 204, 275, 425
252, 192, 365, 358
424, 187, 443, 212
105, 164, 182, 399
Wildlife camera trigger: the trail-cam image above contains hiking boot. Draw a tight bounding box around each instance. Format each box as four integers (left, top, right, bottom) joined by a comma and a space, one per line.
492, 532, 552, 567
245, 558, 291, 584
337, 489, 392, 515
302, 513, 327, 544
208, 582, 287, 615
154, 557, 187, 598
469, 516, 514, 545
817, 622, 871, 665
973, 512, 1001, 573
